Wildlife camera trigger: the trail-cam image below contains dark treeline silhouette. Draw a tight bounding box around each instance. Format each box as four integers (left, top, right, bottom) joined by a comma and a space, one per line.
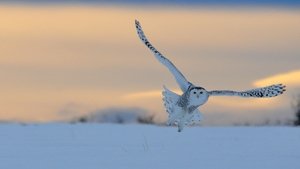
293, 95, 300, 126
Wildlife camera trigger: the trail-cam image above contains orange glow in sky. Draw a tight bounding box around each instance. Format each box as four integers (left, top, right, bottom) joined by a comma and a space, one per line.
254, 70, 300, 87
0, 5, 299, 125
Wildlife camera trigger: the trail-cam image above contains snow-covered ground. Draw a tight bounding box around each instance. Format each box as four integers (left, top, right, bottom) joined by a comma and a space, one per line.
0, 124, 299, 169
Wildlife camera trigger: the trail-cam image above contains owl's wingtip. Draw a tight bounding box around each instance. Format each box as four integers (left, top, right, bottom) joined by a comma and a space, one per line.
281, 84, 286, 91
278, 84, 287, 95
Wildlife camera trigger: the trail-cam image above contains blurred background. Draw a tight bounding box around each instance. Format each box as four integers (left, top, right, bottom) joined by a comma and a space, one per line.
0, 0, 299, 126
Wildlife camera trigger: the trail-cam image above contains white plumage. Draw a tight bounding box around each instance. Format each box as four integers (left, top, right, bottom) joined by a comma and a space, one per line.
135, 20, 286, 132
163, 86, 202, 131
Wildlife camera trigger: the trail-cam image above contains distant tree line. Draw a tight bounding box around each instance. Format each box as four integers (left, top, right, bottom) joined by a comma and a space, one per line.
71, 108, 156, 125
293, 95, 300, 126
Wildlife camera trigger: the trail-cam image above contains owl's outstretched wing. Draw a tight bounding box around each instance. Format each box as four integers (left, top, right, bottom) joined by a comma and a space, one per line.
135, 20, 191, 92
208, 84, 286, 98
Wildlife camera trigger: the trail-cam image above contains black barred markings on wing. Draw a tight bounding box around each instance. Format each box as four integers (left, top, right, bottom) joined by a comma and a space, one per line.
243, 84, 286, 97
135, 20, 170, 65
135, 20, 159, 54
208, 84, 286, 98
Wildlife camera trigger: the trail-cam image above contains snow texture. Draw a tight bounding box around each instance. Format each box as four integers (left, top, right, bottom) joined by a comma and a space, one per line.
0, 124, 299, 169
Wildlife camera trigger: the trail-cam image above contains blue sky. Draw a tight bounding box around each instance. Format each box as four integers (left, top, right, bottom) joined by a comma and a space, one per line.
2, 0, 300, 6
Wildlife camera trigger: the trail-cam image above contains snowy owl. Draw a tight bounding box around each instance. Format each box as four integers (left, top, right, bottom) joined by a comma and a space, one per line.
135, 20, 286, 132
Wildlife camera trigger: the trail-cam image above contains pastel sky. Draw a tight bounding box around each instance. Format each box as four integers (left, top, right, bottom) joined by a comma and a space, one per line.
0, 3, 299, 125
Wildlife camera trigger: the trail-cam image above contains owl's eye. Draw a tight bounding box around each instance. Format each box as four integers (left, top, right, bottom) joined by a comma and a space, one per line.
200, 91, 203, 94
193, 91, 196, 94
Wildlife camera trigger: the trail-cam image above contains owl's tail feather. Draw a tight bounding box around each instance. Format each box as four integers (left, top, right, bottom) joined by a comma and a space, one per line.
162, 86, 183, 125
162, 86, 180, 115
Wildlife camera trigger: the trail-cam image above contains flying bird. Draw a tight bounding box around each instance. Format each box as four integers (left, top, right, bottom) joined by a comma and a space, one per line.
135, 20, 286, 132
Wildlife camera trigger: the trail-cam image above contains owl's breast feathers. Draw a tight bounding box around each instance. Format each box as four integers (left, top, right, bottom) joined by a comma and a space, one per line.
176, 92, 189, 108
176, 93, 199, 113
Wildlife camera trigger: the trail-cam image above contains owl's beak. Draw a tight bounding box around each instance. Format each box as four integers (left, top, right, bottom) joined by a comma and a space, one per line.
196, 95, 200, 98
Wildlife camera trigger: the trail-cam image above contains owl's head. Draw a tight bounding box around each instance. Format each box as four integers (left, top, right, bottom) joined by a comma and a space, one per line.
188, 86, 209, 106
